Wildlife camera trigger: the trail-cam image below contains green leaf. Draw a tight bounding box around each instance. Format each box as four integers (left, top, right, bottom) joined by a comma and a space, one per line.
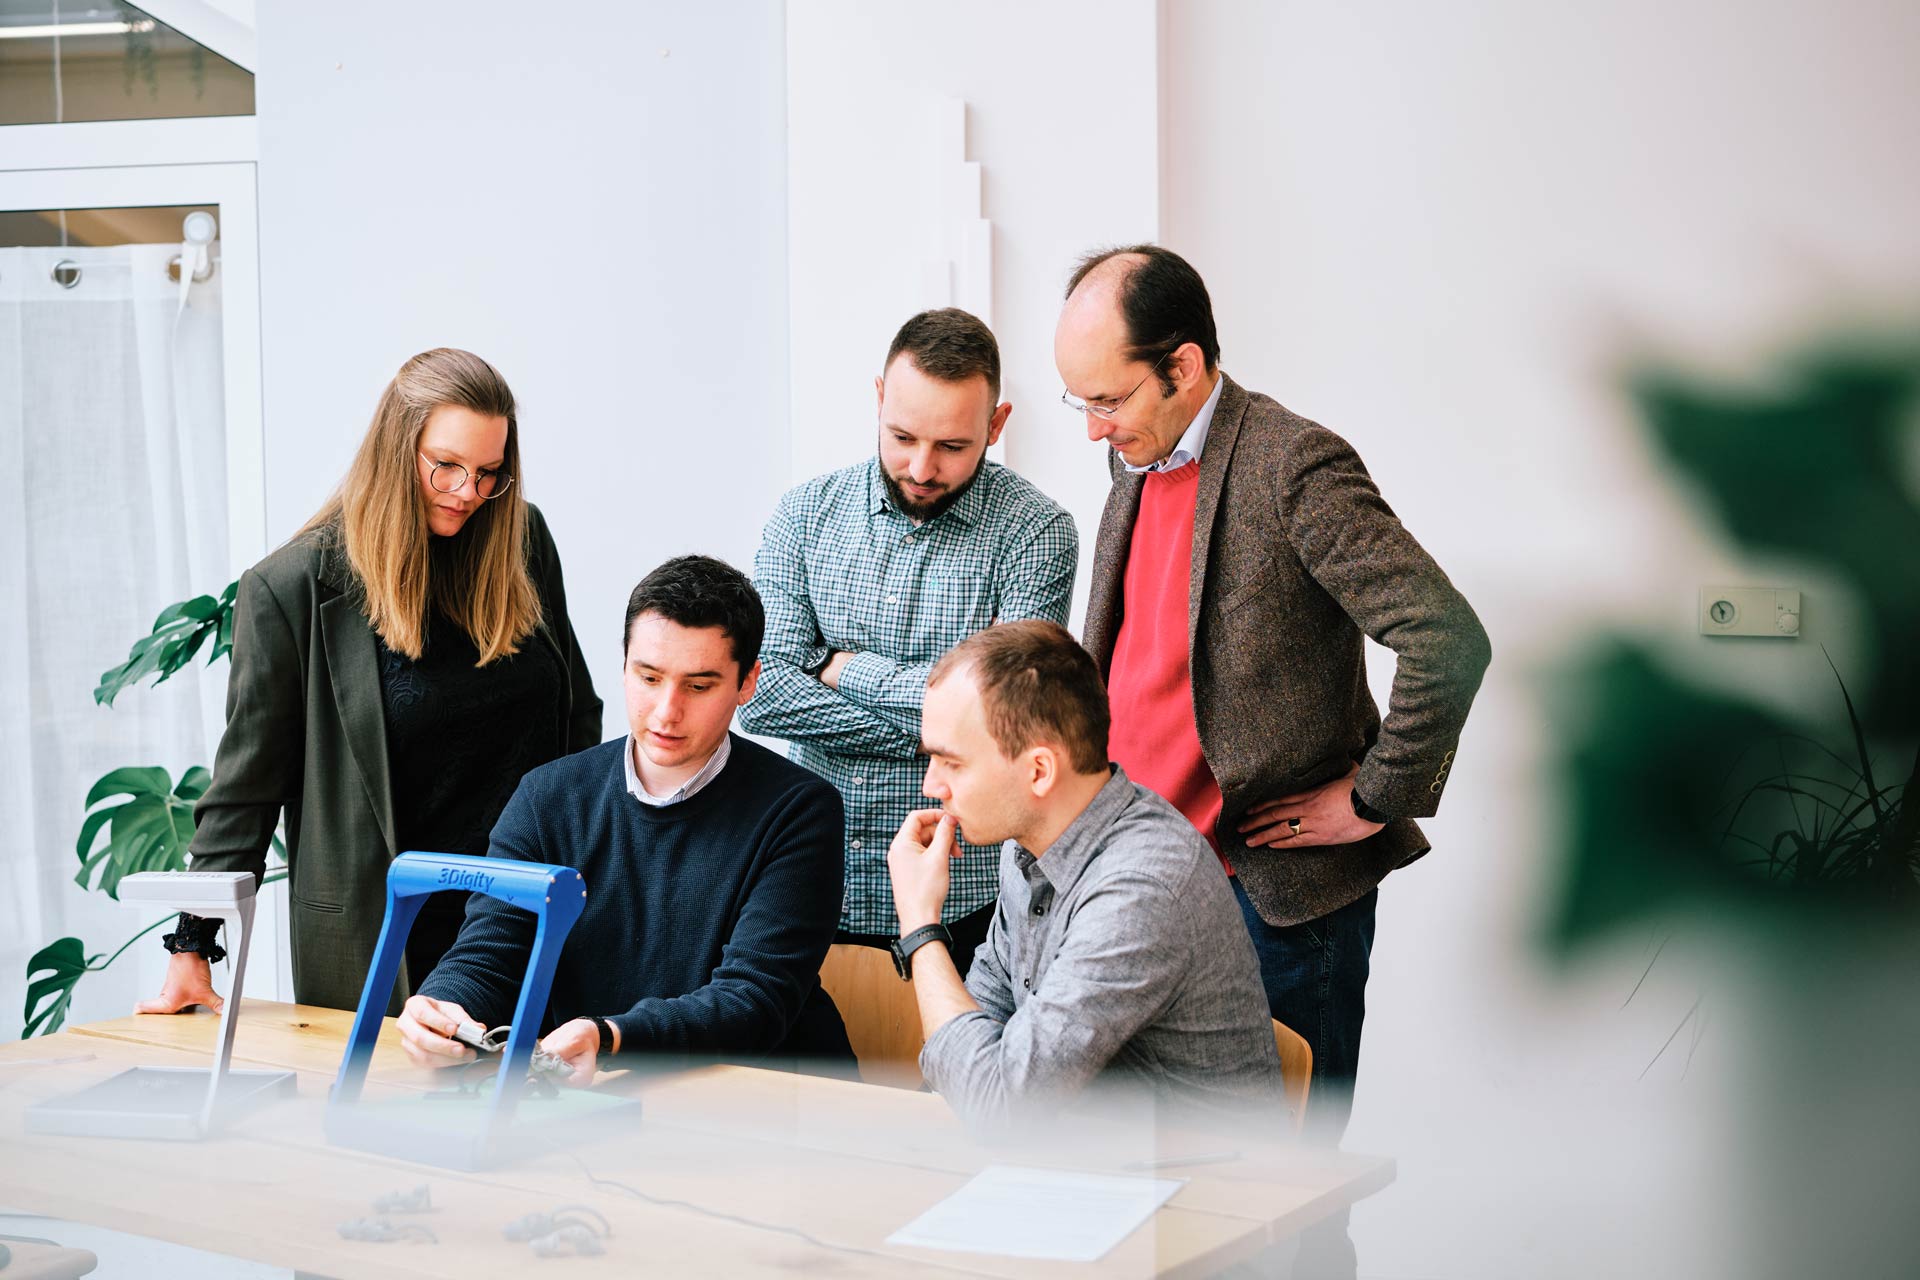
147, 638, 193, 692
1825, 654, 1884, 827
1635, 349, 1920, 732
140, 823, 187, 873
122, 631, 166, 664
23, 937, 98, 1038
74, 807, 115, 866
1550, 643, 1790, 945
73, 837, 115, 889
93, 581, 239, 706
174, 625, 210, 670
174, 593, 220, 622
84, 766, 171, 809
74, 764, 203, 898
98, 828, 156, 899
1552, 640, 1917, 950
169, 802, 195, 854
211, 583, 238, 665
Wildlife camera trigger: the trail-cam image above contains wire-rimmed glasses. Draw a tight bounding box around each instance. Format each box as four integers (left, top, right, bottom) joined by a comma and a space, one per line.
1060, 350, 1172, 420
418, 452, 514, 500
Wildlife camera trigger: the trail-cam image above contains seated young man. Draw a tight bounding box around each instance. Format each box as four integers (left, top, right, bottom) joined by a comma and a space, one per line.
888, 620, 1284, 1127
398, 555, 851, 1080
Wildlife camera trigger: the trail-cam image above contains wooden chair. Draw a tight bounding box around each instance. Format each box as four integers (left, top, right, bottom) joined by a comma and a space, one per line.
1272, 1018, 1313, 1132
819, 943, 1318, 1121
818, 942, 927, 1090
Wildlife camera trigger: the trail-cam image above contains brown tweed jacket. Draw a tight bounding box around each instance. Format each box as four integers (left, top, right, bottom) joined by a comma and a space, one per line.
1083, 374, 1491, 927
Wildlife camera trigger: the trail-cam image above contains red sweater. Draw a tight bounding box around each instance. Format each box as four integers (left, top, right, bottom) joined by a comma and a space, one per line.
1106, 463, 1228, 864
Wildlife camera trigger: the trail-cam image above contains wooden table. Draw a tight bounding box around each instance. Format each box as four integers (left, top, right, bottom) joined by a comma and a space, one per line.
0, 1002, 1393, 1278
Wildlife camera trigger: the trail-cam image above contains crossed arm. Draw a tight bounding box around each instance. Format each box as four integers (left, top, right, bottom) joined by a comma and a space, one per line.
830, 509, 1078, 741
737, 493, 924, 756
742, 499, 1080, 747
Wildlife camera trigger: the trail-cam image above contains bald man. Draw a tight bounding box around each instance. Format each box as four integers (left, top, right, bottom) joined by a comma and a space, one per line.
1056, 246, 1490, 1172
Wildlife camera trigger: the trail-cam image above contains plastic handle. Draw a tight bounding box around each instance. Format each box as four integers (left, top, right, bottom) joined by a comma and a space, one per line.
383, 850, 580, 915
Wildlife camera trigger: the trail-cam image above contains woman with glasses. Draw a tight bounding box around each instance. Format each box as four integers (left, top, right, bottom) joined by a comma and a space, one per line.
138, 348, 602, 1017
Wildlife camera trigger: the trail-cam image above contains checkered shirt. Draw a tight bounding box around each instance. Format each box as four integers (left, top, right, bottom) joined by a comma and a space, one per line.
743, 457, 1078, 933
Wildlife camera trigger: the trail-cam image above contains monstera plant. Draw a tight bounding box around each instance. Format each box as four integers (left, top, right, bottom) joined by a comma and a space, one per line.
21, 583, 284, 1038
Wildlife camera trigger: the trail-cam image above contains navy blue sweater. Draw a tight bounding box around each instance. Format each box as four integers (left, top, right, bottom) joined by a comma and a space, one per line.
417, 734, 849, 1060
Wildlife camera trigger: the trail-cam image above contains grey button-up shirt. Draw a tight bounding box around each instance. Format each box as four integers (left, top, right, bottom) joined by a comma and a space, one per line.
920, 767, 1284, 1128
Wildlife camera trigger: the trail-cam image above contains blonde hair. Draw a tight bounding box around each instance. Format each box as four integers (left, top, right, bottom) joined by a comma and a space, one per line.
300, 348, 541, 664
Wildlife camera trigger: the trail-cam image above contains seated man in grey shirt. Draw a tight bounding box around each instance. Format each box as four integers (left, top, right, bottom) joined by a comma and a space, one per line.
887, 620, 1284, 1129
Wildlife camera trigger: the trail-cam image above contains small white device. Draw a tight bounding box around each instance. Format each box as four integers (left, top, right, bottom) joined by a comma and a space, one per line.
1699, 586, 1801, 638
181, 210, 217, 245
26, 871, 296, 1140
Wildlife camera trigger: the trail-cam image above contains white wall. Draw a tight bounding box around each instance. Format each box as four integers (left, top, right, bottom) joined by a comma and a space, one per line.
786, 1, 1160, 626
255, 1, 790, 734
1163, 2, 1920, 1276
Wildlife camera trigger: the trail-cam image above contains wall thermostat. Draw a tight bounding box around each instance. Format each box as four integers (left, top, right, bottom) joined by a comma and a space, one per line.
1699, 586, 1801, 638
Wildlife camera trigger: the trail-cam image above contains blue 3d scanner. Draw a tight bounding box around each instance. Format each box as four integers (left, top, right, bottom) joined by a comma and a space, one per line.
325, 851, 635, 1170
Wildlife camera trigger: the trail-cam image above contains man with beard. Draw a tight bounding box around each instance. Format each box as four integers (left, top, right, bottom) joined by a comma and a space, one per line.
744, 308, 1077, 974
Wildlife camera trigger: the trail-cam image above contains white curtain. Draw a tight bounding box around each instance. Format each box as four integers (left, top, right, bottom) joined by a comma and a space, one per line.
0, 242, 229, 1035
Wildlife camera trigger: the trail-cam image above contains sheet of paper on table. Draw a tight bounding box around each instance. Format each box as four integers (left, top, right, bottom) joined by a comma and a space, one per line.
886, 1164, 1185, 1262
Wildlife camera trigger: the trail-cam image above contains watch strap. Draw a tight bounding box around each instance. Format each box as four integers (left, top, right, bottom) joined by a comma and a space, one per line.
890, 923, 952, 980
590, 1015, 617, 1058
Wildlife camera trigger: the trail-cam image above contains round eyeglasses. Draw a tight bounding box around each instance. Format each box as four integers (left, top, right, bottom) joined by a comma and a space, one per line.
1059, 350, 1172, 421
419, 452, 514, 500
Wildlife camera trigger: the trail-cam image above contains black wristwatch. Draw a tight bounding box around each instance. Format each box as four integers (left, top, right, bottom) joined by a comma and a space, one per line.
801, 648, 834, 678
890, 923, 952, 980
161, 912, 227, 964
590, 1015, 617, 1058
1350, 787, 1393, 826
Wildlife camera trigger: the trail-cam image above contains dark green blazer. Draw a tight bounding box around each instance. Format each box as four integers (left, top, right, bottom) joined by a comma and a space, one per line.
188, 504, 604, 1013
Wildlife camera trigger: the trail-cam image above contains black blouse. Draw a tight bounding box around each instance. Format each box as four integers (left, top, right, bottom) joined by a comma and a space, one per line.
379, 607, 566, 981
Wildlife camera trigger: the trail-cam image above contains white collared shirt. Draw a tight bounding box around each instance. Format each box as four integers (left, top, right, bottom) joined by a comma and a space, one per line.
1122, 372, 1225, 474
623, 732, 732, 806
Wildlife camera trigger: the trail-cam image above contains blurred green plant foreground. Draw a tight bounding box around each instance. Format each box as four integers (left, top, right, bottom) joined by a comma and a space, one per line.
1552, 339, 1918, 1279
1554, 344, 1918, 943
